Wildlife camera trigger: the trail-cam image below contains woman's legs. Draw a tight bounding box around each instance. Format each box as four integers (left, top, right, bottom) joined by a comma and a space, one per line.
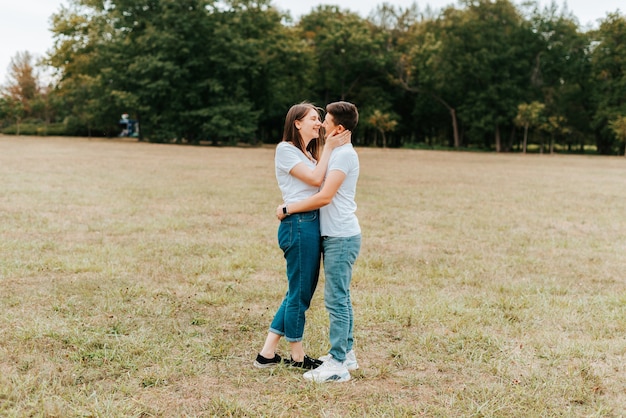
259, 331, 281, 359
262, 211, 321, 360
259, 331, 307, 362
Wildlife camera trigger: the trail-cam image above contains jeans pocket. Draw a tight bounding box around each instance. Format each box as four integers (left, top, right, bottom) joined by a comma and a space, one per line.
278, 221, 293, 252
297, 210, 318, 223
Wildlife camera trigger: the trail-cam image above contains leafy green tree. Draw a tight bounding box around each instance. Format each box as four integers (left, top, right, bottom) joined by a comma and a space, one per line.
299, 6, 389, 104
609, 115, 626, 156
29, 84, 57, 133
35, 0, 626, 154
514, 101, 545, 153
49, 2, 121, 136
394, 0, 537, 150
49, 0, 301, 142
218, 1, 315, 143
108, 0, 226, 141
1, 97, 26, 135
395, 19, 462, 148
367, 109, 399, 148
448, 0, 537, 151
541, 114, 570, 154
199, 103, 260, 145
590, 12, 626, 154
528, 4, 593, 153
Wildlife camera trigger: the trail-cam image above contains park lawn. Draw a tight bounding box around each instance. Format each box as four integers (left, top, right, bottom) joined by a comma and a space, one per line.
1, 136, 625, 417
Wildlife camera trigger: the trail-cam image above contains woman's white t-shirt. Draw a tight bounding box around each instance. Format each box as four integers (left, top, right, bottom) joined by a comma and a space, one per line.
275, 142, 318, 204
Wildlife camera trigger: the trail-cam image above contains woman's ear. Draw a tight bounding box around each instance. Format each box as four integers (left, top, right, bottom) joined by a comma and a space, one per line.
294, 120, 302, 130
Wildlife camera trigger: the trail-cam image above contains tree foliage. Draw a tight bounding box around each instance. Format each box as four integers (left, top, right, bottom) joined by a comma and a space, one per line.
589, 13, 626, 154
609, 115, 626, 156
367, 109, 398, 148
1, 0, 625, 154
514, 101, 545, 153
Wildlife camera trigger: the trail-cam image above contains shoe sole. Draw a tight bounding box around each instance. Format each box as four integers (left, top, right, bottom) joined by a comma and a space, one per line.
253, 360, 279, 369
303, 373, 351, 383
346, 363, 359, 371
288, 362, 322, 370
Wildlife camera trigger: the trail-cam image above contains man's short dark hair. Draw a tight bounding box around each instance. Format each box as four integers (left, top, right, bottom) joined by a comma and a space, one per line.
326, 101, 359, 131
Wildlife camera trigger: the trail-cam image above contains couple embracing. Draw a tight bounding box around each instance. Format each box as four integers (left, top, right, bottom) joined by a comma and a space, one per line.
254, 101, 361, 383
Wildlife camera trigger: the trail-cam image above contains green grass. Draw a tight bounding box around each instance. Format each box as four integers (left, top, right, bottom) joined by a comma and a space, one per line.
1, 135, 625, 417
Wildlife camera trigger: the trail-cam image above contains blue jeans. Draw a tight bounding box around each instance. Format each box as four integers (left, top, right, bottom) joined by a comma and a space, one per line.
269, 211, 321, 342
322, 234, 361, 363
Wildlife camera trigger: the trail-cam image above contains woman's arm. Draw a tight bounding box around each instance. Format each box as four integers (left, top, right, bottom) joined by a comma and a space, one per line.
288, 130, 349, 187
277, 169, 346, 219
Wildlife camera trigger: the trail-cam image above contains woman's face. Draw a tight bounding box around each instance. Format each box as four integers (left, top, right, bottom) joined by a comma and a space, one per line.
295, 108, 322, 143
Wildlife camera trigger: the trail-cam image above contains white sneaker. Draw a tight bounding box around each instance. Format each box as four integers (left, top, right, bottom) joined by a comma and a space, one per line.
303, 358, 351, 382
318, 350, 359, 371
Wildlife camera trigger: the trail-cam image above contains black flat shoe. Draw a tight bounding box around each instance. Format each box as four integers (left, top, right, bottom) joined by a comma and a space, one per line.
288, 355, 323, 370
254, 353, 283, 368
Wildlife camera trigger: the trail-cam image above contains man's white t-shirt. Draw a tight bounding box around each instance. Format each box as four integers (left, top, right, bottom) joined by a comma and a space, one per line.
275, 142, 318, 204
320, 144, 360, 237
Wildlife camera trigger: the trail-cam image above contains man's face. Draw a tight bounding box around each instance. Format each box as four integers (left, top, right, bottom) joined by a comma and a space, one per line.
323, 112, 340, 134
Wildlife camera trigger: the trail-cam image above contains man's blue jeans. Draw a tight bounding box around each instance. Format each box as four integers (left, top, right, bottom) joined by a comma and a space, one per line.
270, 211, 321, 342
322, 234, 361, 363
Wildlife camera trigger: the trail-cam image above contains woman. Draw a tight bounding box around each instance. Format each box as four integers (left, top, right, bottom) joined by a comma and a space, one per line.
254, 102, 347, 369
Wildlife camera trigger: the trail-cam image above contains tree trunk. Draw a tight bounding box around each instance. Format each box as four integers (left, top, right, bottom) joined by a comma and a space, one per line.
451, 108, 460, 148
507, 125, 516, 153
523, 124, 528, 154
395, 78, 460, 148
495, 125, 501, 152
550, 136, 554, 154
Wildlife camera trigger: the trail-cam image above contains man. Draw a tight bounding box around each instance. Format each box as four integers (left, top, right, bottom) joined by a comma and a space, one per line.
277, 101, 361, 382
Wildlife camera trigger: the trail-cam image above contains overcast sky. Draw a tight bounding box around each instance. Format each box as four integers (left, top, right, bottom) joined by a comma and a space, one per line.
1, 0, 623, 83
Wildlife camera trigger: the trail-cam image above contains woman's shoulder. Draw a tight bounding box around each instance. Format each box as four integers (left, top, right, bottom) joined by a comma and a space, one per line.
276, 141, 292, 151
276, 141, 299, 155
275, 141, 303, 165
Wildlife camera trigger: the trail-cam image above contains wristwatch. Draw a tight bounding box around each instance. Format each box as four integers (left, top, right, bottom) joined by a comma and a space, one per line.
282, 205, 290, 216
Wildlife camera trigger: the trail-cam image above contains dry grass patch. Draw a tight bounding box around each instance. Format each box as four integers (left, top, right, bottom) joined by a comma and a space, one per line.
1, 136, 625, 416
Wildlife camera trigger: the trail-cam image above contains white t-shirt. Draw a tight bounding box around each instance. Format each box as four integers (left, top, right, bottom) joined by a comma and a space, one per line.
320, 144, 360, 237
275, 142, 318, 204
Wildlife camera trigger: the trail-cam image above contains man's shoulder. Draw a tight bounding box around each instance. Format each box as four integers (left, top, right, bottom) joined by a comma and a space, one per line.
330, 146, 358, 172
333, 144, 358, 157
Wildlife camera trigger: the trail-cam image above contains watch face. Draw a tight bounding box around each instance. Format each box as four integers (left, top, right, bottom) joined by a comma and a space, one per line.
283, 206, 287, 214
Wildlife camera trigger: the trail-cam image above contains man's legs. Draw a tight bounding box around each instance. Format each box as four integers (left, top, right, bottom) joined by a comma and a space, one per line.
322, 234, 361, 363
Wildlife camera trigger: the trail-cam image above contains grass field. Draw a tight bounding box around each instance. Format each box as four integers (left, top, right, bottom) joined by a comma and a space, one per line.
1, 136, 625, 417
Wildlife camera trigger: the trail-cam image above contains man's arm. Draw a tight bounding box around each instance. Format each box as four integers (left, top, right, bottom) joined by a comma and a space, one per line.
277, 169, 346, 219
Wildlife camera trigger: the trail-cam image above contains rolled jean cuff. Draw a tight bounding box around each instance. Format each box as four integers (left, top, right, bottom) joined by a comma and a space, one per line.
284, 335, 303, 343
268, 327, 284, 337
268, 327, 303, 343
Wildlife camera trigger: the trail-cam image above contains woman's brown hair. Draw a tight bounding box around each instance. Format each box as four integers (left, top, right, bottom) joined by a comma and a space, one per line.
282, 102, 324, 161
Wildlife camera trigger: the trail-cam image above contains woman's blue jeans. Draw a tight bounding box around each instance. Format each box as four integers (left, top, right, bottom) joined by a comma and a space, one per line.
322, 234, 361, 363
269, 211, 321, 342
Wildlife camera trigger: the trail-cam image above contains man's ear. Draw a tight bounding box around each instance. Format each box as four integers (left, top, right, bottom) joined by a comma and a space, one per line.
337, 125, 346, 133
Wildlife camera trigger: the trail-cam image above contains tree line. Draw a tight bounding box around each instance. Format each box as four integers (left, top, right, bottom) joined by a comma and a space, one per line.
1, 0, 626, 154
